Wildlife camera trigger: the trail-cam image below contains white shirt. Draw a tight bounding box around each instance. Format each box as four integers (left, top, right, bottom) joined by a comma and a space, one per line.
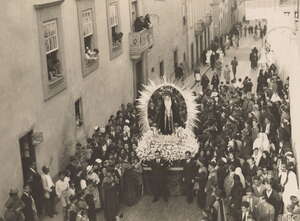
55, 179, 69, 198
242, 211, 248, 221
41, 173, 54, 192
266, 189, 272, 198
279, 171, 288, 186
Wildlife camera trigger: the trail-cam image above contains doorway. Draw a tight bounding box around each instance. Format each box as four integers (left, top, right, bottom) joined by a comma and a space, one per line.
196, 37, 199, 65
135, 60, 144, 98
200, 34, 203, 55
191, 43, 194, 70
19, 130, 36, 184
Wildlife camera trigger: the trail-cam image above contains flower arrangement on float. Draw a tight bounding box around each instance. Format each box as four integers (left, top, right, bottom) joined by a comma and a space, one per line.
136, 127, 199, 162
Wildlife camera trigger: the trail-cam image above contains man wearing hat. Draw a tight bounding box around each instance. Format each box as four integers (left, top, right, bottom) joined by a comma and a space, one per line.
27, 162, 43, 217
21, 185, 37, 221
4, 188, 25, 221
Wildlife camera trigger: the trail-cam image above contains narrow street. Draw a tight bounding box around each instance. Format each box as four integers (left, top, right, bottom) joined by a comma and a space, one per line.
42, 35, 264, 221
183, 35, 263, 93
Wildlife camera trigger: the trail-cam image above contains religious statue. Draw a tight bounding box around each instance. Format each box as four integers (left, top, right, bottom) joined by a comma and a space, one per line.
161, 95, 174, 135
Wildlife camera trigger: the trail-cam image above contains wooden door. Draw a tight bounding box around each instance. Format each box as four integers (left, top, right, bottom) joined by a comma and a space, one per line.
19, 130, 36, 184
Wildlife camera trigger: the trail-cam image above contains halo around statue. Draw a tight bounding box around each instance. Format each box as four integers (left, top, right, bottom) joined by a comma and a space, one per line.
136, 79, 200, 162
137, 79, 199, 134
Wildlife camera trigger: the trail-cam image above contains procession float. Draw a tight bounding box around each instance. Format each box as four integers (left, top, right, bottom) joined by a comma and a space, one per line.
136, 78, 199, 164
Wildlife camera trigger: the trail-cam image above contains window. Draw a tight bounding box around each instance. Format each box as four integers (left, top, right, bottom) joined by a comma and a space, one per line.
35, 1, 66, 100
44, 20, 62, 82
82, 9, 98, 65
82, 9, 93, 48
75, 98, 83, 127
131, 0, 138, 30
110, 4, 121, 48
77, 0, 98, 76
106, 0, 123, 59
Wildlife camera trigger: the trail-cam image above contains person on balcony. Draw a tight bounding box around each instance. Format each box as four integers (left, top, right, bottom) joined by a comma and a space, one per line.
134, 16, 145, 32
144, 14, 152, 29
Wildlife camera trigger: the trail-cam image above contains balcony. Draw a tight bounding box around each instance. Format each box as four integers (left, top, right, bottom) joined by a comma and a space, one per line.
129, 27, 154, 60
195, 20, 205, 35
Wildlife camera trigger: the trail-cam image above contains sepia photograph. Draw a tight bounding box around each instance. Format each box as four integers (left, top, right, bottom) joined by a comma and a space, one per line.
0, 0, 300, 220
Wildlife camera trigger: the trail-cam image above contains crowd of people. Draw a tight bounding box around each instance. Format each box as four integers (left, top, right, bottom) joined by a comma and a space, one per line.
191, 59, 298, 221
2, 20, 299, 221
3, 103, 145, 221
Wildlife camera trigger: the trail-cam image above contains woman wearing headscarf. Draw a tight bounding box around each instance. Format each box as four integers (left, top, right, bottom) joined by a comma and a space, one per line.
257, 69, 265, 95
234, 167, 246, 189
253, 132, 270, 154
230, 175, 244, 221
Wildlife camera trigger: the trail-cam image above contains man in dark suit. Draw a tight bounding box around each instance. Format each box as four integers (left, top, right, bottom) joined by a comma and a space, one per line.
182, 151, 196, 203
264, 180, 282, 218
148, 150, 169, 202
27, 162, 43, 217
21, 185, 37, 221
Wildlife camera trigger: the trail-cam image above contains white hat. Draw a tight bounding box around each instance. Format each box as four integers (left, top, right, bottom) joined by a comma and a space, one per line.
125, 119, 130, 124
94, 125, 99, 131
100, 127, 105, 133
221, 157, 227, 163
285, 151, 293, 157
95, 159, 102, 164
86, 165, 93, 172
211, 92, 218, 97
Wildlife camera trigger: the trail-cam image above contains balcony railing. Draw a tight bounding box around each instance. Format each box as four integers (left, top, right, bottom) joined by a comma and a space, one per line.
129, 27, 154, 60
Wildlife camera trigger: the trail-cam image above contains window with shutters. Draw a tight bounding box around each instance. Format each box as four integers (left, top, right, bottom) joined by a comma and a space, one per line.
44, 20, 62, 83
35, 1, 66, 100
106, 0, 123, 59
77, 0, 99, 77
